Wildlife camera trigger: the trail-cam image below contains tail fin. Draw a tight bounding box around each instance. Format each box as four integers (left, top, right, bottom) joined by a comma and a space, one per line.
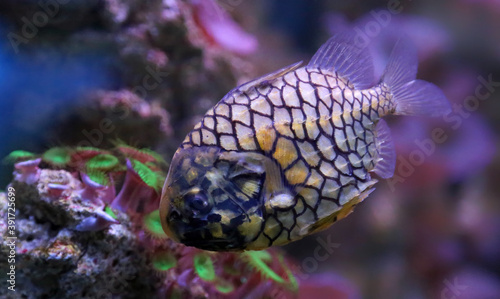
381, 39, 451, 117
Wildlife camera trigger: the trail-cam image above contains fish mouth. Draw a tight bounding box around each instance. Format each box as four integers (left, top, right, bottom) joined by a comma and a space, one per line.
182, 237, 246, 251
167, 215, 248, 251
159, 190, 179, 242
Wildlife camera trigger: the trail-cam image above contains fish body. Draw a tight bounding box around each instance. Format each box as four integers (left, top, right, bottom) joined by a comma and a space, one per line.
160, 34, 450, 251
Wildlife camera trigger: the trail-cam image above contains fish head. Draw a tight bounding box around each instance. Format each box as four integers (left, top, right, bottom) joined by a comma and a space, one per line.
160, 146, 267, 251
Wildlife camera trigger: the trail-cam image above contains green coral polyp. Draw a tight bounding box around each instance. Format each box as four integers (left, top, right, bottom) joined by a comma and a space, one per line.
74, 146, 105, 153
3, 150, 36, 163
104, 206, 118, 220
86, 154, 120, 171
242, 251, 284, 284
152, 252, 177, 272
139, 148, 168, 166
242, 251, 298, 292
215, 279, 235, 294
143, 210, 167, 238
129, 159, 160, 192
43, 147, 71, 167
117, 144, 164, 163
193, 253, 216, 282
86, 169, 111, 186
279, 254, 298, 292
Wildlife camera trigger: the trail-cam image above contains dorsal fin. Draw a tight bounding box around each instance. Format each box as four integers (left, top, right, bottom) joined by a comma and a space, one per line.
222, 61, 303, 101
308, 33, 374, 89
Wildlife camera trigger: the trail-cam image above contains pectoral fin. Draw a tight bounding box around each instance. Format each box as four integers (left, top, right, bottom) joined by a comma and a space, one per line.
372, 119, 396, 179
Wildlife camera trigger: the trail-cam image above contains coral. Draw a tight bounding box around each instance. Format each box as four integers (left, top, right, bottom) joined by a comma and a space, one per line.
42, 147, 72, 168
143, 210, 168, 239
85, 154, 121, 171
78, 171, 116, 205
152, 251, 177, 273
2, 150, 36, 163
69, 147, 110, 169
5, 144, 167, 217
111, 159, 161, 215
14, 169, 103, 229
12, 158, 42, 185
75, 209, 120, 232
193, 252, 216, 281
0, 180, 162, 298
116, 143, 167, 167
0, 147, 303, 298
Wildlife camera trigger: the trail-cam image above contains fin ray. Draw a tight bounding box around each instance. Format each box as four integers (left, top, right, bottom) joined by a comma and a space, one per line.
372, 119, 396, 178
308, 33, 374, 89
382, 39, 451, 116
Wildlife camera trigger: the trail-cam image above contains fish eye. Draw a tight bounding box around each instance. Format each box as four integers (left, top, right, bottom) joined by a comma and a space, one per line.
184, 192, 212, 216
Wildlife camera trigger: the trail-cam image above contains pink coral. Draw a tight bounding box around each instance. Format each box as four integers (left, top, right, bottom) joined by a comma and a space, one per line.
46, 183, 70, 198
111, 159, 160, 215
14, 158, 41, 184
75, 209, 119, 231
79, 172, 116, 205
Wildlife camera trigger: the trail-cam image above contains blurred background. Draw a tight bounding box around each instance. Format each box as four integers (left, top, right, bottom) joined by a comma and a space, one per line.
0, 0, 499, 298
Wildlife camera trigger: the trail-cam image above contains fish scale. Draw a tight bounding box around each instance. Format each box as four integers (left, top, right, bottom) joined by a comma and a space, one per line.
160, 34, 451, 251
